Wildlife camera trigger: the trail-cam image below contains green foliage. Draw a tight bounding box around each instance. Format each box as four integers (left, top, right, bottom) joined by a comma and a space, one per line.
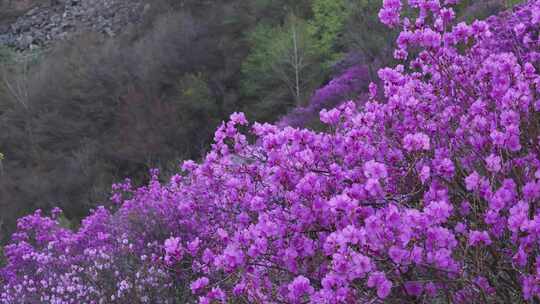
505, 0, 525, 8
455, 0, 510, 23
240, 0, 350, 122
241, 15, 326, 121
57, 213, 76, 230
172, 73, 220, 158
249, 0, 313, 22
0, 245, 4, 268
309, 0, 348, 64
342, 0, 397, 65
177, 73, 214, 110
240, 23, 279, 98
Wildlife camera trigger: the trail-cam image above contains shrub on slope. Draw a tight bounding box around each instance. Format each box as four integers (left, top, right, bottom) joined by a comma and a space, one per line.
3, 0, 540, 303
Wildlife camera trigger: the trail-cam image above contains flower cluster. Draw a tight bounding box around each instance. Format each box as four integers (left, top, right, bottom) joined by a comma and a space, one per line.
278, 65, 372, 128
3, 0, 540, 303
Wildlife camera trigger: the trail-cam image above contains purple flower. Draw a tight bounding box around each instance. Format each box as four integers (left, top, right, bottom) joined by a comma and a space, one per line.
404, 281, 424, 296
485, 154, 502, 173
465, 171, 481, 191
364, 160, 388, 180
468, 231, 492, 246
190, 277, 210, 294
367, 271, 393, 299
288, 276, 314, 302
164, 237, 181, 255
403, 132, 431, 151
420, 29, 442, 48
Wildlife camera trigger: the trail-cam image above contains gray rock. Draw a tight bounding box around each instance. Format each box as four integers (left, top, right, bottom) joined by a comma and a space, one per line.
0, 0, 145, 49
0, 34, 14, 45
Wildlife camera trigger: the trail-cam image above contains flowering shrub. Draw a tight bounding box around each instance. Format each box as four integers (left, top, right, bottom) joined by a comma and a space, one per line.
278, 65, 373, 128
3, 0, 540, 303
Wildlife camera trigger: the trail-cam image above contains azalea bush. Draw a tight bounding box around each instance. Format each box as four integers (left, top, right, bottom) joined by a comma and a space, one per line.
3, 0, 540, 303
278, 65, 373, 129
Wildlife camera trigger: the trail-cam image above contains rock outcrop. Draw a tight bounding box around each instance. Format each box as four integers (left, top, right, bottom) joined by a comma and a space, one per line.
0, 0, 148, 49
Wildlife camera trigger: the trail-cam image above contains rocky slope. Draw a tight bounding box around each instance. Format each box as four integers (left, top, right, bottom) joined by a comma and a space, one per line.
0, 0, 148, 49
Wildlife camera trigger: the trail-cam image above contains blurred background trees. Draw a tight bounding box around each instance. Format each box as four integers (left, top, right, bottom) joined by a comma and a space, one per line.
240, 14, 326, 121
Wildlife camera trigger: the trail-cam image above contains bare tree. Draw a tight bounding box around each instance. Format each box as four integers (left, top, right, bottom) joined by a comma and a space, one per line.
1, 50, 42, 109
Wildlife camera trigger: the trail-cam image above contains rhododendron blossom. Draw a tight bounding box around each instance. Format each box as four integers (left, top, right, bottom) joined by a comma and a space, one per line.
3, 1, 540, 303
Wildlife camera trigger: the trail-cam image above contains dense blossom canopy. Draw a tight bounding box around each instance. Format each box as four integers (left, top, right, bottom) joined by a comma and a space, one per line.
3, 0, 540, 303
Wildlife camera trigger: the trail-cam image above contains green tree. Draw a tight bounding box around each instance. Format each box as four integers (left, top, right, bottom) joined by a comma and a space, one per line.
455, 0, 509, 23
173, 73, 220, 159
505, 0, 524, 7
241, 14, 326, 122
309, 0, 348, 65
342, 0, 397, 66
249, 0, 312, 22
